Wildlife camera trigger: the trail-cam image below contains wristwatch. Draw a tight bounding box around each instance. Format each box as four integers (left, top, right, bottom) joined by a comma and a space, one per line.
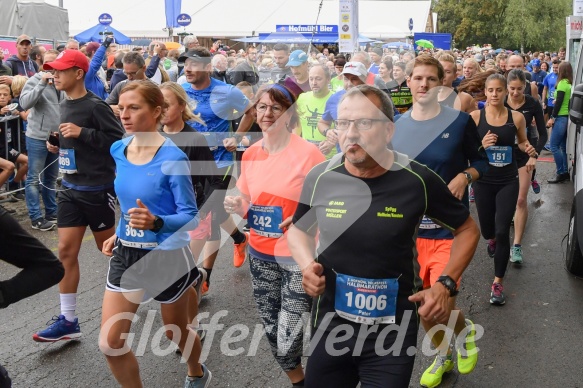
436, 275, 459, 297
151, 216, 164, 233
462, 171, 473, 184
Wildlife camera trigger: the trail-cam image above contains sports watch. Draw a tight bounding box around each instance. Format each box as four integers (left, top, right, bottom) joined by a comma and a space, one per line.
462, 171, 473, 184
436, 275, 459, 297
151, 216, 164, 233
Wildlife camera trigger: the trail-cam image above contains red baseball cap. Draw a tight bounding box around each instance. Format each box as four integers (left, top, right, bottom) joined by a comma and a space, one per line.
43, 50, 89, 73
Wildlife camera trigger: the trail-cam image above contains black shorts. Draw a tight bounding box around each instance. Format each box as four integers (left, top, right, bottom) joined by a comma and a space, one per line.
516, 137, 538, 169
209, 165, 234, 240
0, 147, 20, 164
305, 324, 418, 388
545, 105, 554, 116
516, 149, 529, 169
57, 187, 116, 231
106, 242, 200, 304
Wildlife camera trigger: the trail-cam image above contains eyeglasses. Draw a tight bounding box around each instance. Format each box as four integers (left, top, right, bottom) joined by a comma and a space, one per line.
123, 68, 142, 77
256, 103, 284, 114
333, 118, 390, 131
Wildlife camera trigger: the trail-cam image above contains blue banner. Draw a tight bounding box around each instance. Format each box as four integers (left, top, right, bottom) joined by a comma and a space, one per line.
276, 25, 338, 33
165, 0, 182, 28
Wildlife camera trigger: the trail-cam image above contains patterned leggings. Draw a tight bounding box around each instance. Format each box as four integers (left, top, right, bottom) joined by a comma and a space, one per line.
249, 256, 312, 372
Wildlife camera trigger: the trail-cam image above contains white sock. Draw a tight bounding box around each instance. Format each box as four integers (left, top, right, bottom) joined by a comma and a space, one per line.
60, 293, 77, 322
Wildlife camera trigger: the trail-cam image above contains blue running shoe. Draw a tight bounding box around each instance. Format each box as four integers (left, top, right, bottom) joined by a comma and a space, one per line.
531, 180, 541, 194
487, 239, 496, 258
184, 364, 212, 388
33, 315, 82, 342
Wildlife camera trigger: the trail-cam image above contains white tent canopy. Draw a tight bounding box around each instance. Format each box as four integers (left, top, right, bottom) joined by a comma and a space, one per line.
49, 0, 430, 40
0, 0, 69, 40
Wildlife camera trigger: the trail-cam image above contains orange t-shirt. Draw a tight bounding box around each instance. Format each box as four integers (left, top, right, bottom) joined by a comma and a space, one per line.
237, 134, 325, 262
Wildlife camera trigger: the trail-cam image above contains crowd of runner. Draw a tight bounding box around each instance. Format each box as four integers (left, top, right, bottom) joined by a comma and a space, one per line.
0, 33, 574, 388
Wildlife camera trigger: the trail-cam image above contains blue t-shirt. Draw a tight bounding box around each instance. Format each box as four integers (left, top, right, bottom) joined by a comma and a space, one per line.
531, 70, 547, 97
543, 72, 558, 107
111, 136, 199, 250
182, 78, 249, 168
392, 107, 488, 239
322, 89, 346, 122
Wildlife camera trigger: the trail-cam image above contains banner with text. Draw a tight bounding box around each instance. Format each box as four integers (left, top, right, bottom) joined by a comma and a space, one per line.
339, 0, 358, 53
276, 25, 339, 33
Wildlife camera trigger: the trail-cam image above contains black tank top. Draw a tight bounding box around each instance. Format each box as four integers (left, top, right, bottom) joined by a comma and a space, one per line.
477, 108, 518, 184
524, 72, 533, 96
438, 89, 458, 109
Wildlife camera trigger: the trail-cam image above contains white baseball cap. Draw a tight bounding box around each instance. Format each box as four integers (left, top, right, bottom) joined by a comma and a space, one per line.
341, 61, 368, 81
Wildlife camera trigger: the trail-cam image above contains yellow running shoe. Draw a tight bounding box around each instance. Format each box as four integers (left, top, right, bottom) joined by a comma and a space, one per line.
420, 354, 454, 388
457, 319, 478, 374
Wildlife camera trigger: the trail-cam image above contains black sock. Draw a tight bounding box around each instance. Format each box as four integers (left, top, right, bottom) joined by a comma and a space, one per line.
231, 229, 246, 244
203, 268, 212, 284
292, 379, 305, 387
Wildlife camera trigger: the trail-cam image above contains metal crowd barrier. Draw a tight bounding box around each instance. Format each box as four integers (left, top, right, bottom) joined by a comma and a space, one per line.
0, 114, 25, 202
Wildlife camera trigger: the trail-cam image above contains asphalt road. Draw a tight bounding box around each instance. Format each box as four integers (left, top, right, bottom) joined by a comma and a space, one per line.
1, 157, 582, 388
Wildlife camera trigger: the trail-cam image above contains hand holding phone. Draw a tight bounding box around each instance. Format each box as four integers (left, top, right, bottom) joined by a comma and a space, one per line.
103, 36, 114, 47
48, 132, 60, 147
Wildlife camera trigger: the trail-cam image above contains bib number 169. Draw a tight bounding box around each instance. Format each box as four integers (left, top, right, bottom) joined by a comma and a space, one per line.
345, 292, 387, 311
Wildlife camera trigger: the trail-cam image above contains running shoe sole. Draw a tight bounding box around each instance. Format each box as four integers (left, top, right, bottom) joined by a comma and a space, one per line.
31, 222, 56, 231
489, 294, 506, 305
195, 268, 208, 305
420, 356, 454, 388
32, 332, 82, 342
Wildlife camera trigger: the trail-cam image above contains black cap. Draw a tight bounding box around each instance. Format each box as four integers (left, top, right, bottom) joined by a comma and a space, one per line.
178, 50, 211, 65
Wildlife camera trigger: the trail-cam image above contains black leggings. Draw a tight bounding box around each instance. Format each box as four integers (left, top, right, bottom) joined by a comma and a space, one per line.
0, 207, 64, 308
473, 180, 519, 278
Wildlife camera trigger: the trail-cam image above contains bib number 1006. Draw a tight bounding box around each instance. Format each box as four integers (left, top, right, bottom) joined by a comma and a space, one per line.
344, 292, 387, 311
252, 215, 272, 228
125, 225, 144, 238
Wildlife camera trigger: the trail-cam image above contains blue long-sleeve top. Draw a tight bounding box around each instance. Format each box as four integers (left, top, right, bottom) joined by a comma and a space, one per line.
85, 45, 108, 100
392, 106, 489, 239
111, 136, 199, 250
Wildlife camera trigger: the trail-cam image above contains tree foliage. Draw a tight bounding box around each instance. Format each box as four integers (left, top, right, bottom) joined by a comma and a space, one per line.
433, 0, 571, 51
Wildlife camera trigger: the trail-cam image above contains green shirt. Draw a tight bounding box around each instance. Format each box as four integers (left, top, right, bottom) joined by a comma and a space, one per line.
296, 90, 337, 159
556, 79, 572, 116
330, 77, 344, 93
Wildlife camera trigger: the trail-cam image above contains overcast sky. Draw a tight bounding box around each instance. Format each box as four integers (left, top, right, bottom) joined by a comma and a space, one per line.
44, 0, 178, 34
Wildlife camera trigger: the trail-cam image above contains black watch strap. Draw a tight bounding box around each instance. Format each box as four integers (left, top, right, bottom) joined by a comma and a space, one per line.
151, 216, 164, 233
462, 171, 472, 184
437, 275, 459, 296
